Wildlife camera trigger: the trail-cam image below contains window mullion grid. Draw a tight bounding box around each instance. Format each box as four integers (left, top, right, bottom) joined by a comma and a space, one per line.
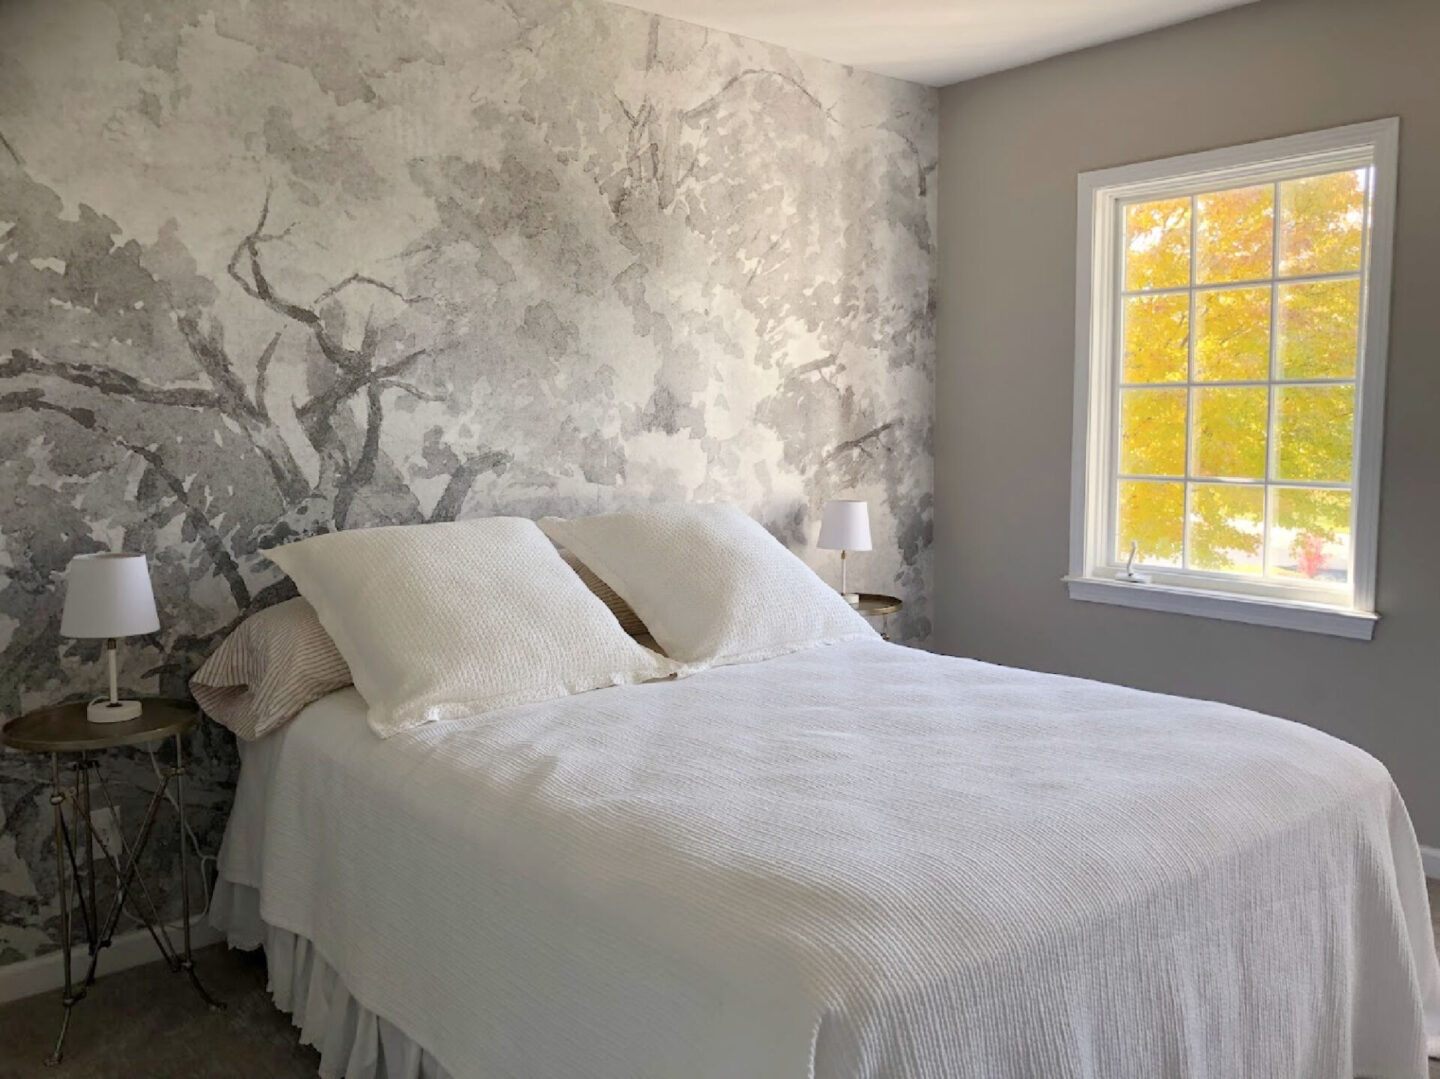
1263, 178, 1281, 577
1110, 174, 1358, 577
1181, 194, 1197, 571
1119, 474, 1346, 490
1120, 267, 1359, 298
1120, 376, 1352, 390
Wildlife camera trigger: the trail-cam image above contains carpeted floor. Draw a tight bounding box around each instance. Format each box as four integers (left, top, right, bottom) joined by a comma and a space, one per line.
4, 880, 1440, 1078
0, 944, 318, 1079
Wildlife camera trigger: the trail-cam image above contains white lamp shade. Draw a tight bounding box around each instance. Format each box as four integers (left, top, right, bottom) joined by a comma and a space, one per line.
817, 500, 872, 552
60, 553, 160, 639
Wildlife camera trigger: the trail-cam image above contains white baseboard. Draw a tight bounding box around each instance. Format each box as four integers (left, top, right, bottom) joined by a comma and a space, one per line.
0, 916, 223, 1006
1422, 846, 1440, 881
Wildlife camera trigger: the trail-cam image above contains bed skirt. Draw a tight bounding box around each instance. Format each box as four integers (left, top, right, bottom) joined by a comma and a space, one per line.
210, 878, 454, 1079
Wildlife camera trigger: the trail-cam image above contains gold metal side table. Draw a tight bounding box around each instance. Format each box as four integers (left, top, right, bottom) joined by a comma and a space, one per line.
855, 593, 902, 640
1, 697, 223, 1065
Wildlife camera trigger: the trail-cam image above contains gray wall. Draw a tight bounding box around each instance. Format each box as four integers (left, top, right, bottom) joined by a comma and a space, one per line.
935, 0, 1440, 846
0, 0, 936, 965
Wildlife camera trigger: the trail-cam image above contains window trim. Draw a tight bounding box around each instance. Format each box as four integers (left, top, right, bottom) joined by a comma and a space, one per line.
1068, 119, 1400, 640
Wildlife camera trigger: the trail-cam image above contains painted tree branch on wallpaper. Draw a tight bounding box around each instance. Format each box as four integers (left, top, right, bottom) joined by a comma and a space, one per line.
0, 168, 509, 676
0, 0, 935, 964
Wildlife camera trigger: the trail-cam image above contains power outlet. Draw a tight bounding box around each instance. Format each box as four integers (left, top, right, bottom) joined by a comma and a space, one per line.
88, 806, 124, 863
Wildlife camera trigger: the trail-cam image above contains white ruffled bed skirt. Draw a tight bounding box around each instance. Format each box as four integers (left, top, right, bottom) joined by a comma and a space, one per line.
210, 878, 453, 1079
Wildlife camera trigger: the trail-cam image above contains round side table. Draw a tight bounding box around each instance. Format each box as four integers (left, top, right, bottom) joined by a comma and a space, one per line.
854, 593, 903, 640
1, 697, 223, 1065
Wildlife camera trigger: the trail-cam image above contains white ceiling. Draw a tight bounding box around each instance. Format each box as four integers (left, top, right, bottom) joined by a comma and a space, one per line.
610, 0, 1259, 86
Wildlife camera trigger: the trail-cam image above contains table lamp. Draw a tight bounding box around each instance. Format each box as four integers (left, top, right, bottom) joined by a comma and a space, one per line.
60, 553, 160, 724
817, 499, 871, 605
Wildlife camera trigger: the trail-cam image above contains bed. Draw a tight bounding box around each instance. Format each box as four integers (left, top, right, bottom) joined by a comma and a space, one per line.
211, 635, 1440, 1079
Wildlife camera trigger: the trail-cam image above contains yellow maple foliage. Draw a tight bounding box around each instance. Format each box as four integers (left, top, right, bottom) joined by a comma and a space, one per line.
1114, 168, 1366, 580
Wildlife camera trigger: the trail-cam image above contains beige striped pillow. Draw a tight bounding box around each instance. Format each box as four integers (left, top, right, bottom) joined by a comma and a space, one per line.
559, 550, 650, 637
191, 597, 352, 741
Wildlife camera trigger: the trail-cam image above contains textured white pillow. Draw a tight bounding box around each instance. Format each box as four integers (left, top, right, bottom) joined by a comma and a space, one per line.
264, 518, 677, 738
538, 503, 874, 669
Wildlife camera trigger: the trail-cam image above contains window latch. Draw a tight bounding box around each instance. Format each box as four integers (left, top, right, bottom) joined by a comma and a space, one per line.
1115, 540, 1151, 584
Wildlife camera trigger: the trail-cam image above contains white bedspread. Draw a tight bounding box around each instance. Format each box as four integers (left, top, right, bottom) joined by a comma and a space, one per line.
218, 639, 1440, 1079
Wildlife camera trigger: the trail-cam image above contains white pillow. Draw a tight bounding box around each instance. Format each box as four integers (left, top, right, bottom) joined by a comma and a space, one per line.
263, 518, 677, 738
538, 503, 874, 669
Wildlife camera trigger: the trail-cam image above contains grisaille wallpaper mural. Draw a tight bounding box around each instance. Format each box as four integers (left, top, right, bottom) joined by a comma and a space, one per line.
0, 0, 935, 962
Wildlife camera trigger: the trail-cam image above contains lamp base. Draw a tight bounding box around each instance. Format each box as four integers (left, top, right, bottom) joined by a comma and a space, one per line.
842, 592, 861, 605
87, 698, 143, 724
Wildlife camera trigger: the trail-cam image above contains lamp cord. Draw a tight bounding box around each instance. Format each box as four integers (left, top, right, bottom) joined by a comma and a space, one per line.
146, 745, 217, 922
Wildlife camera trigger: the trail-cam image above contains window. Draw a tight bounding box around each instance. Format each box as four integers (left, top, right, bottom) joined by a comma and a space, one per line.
1069, 120, 1399, 639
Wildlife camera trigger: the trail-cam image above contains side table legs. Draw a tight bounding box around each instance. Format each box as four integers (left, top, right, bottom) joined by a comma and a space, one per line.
46, 753, 77, 1067
174, 731, 222, 1009
43, 736, 223, 1066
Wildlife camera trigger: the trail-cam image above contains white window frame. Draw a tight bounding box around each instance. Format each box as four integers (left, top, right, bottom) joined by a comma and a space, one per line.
1067, 119, 1399, 640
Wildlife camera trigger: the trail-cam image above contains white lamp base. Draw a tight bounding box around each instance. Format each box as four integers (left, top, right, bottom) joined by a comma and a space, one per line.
87, 698, 143, 724
842, 592, 860, 605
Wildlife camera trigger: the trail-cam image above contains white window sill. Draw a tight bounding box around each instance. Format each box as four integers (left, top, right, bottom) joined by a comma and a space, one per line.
1063, 576, 1377, 640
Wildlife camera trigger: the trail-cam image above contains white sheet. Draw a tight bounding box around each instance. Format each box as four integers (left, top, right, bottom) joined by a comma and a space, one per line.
216, 640, 1440, 1079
